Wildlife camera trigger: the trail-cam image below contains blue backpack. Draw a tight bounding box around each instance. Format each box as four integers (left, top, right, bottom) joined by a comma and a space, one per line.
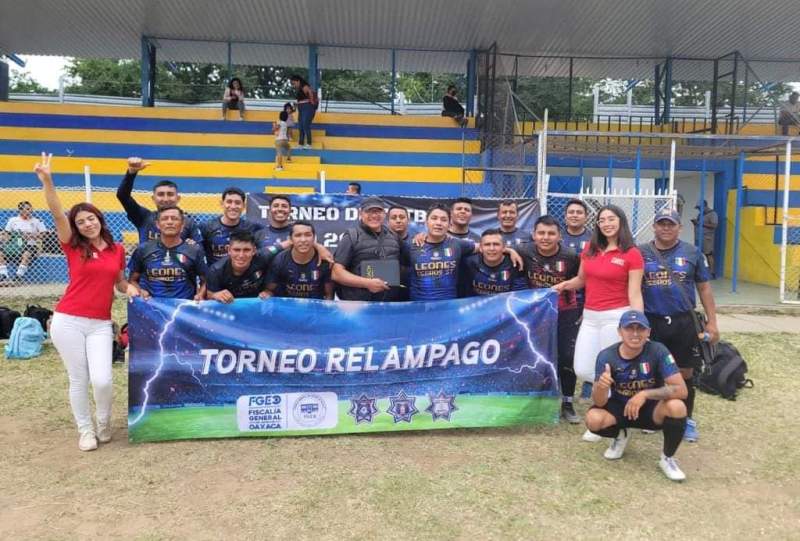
4, 317, 45, 360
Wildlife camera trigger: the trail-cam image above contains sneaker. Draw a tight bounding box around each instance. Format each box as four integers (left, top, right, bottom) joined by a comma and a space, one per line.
303, 144, 312, 150
582, 429, 603, 443
641, 429, 656, 434
579, 381, 593, 400
275, 167, 284, 172
659, 454, 687, 482
561, 402, 580, 424
79, 431, 98, 452
97, 424, 112, 443
683, 418, 698, 442
603, 429, 630, 460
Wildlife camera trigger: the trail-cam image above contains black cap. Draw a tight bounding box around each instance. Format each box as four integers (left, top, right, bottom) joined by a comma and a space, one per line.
360, 197, 385, 211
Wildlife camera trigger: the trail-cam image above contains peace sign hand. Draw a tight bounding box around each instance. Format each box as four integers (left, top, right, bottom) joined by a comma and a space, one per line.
33, 152, 54, 185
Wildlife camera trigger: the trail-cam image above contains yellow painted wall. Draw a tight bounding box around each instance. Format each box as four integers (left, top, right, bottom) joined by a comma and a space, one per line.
724, 191, 783, 287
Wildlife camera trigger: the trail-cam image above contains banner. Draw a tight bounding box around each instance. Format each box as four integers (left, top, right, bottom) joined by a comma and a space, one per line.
127, 290, 560, 442
245, 194, 540, 249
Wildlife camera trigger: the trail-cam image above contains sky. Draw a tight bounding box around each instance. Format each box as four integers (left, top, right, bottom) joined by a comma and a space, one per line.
10, 55, 71, 90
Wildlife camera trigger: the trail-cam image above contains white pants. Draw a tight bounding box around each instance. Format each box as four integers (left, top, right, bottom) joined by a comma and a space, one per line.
50, 312, 113, 434
574, 307, 630, 383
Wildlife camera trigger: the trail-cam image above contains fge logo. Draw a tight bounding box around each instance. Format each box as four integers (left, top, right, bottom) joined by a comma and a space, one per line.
248, 394, 282, 407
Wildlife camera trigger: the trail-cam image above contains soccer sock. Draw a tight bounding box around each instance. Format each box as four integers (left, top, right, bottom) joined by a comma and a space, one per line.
0, 264, 7, 277
16, 264, 28, 277
593, 425, 620, 439
562, 396, 573, 404
662, 416, 687, 457
684, 377, 696, 418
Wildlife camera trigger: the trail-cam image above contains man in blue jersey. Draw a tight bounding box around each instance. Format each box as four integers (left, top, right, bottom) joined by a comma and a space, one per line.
562, 199, 592, 254
200, 187, 265, 265
640, 208, 719, 442
585, 310, 689, 482
402, 204, 522, 301
448, 198, 480, 241
497, 200, 530, 247
116, 157, 202, 245
265, 221, 333, 300
461, 229, 527, 296
206, 230, 273, 302
518, 215, 581, 422
129, 206, 207, 300
255, 195, 293, 252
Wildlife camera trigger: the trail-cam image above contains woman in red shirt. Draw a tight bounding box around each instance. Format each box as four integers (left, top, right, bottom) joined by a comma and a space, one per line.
35, 153, 140, 452
554, 205, 644, 440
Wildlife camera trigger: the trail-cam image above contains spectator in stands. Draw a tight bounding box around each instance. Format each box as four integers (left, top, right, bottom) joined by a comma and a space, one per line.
290, 75, 318, 149
778, 91, 800, 136
552, 205, 644, 442
33, 152, 139, 452
333, 197, 403, 301
692, 200, 718, 277
442, 84, 467, 127
448, 197, 480, 241
265, 221, 334, 300
0, 201, 47, 284
346, 182, 362, 195
117, 157, 202, 245
222, 77, 246, 121
274, 111, 292, 172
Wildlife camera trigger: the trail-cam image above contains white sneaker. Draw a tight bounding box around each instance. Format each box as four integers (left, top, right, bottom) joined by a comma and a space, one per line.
274, 167, 284, 172
79, 431, 98, 451
641, 429, 656, 434
659, 454, 687, 482
603, 429, 630, 460
97, 424, 112, 443
582, 429, 603, 443
303, 144, 312, 150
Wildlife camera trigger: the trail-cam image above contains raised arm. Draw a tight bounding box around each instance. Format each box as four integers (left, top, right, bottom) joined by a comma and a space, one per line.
33, 153, 71, 244
117, 158, 151, 226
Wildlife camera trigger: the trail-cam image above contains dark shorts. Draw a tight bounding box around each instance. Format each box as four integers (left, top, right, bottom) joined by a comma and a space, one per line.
646, 311, 703, 370
2, 244, 38, 260
592, 399, 662, 431
557, 309, 581, 368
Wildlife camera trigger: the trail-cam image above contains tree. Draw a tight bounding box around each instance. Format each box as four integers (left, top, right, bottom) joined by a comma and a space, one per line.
9, 71, 54, 94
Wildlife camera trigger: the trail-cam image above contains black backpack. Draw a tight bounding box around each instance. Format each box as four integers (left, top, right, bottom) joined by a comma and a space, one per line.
697, 341, 753, 400
0, 307, 22, 339
24, 305, 53, 333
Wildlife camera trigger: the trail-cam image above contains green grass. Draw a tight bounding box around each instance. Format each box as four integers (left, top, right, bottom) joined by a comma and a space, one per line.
128, 396, 561, 442
1, 296, 799, 539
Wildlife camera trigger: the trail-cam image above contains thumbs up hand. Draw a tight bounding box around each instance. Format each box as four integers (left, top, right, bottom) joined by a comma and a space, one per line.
597, 363, 615, 390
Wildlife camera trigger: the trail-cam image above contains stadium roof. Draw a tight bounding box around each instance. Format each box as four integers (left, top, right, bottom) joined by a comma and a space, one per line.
2, 0, 800, 80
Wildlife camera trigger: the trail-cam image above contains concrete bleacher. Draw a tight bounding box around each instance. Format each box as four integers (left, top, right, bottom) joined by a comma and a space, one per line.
0, 102, 481, 196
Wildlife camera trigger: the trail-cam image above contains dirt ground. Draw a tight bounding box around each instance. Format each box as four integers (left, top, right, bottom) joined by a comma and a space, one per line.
1, 332, 799, 540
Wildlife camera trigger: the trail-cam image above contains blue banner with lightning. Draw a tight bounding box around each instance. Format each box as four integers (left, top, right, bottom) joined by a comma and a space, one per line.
127, 290, 560, 442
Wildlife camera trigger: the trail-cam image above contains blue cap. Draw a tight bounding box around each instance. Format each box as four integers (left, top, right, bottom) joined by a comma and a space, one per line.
654, 208, 681, 225
619, 310, 650, 329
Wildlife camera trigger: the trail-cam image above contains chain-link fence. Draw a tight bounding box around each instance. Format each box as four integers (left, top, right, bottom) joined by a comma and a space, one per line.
0, 186, 221, 302
780, 213, 800, 303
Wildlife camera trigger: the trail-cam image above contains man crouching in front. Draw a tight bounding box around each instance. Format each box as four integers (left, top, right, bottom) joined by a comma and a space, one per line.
584, 310, 689, 481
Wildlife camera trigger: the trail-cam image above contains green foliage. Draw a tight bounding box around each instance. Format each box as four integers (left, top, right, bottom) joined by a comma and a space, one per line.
515, 76, 594, 119
9, 71, 55, 94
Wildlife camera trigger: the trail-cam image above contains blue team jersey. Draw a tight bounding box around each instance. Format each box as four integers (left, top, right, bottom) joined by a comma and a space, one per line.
129, 240, 207, 299
200, 217, 264, 265
461, 254, 528, 296
267, 249, 332, 299
562, 228, 592, 255
402, 237, 475, 301
206, 254, 272, 298
499, 228, 530, 248
255, 224, 292, 253
449, 229, 481, 242
595, 340, 680, 404
640, 241, 710, 316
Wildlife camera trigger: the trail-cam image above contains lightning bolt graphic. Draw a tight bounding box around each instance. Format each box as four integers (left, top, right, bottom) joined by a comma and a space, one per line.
500, 291, 559, 382
129, 300, 199, 426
